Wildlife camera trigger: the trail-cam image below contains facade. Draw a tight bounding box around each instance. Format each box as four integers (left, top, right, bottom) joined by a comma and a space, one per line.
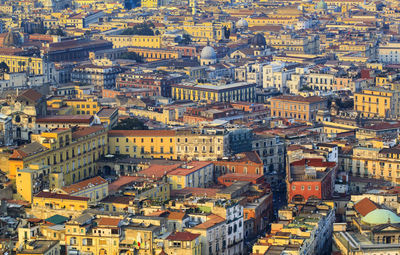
167, 162, 214, 190
378, 42, 400, 64
171, 82, 256, 103
108, 130, 176, 159
102, 35, 161, 48
287, 158, 336, 203
8, 126, 108, 186
354, 87, 400, 118
252, 134, 285, 174
270, 95, 328, 122
58, 176, 108, 204
1, 89, 46, 143
16, 164, 50, 203
64, 99, 101, 115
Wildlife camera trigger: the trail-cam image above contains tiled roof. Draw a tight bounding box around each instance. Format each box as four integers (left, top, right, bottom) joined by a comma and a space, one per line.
17, 89, 42, 102
35, 191, 89, 201
72, 126, 105, 139
10, 142, 48, 159
36, 115, 94, 124
136, 164, 181, 179
354, 197, 378, 217
166, 231, 200, 241
62, 176, 107, 194
97, 108, 118, 117
101, 195, 133, 205
271, 95, 326, 103
109, 176, 141, 193
97, 217, 121, 226
108, 130, 176, 137
167, 211, 187, 220
291, 158, 336, 168
191, 214, 225, 229
167, 162, 213, 176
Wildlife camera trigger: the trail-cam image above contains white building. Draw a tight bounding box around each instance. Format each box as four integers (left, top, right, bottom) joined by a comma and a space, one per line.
262, 61, 296, 92
378, 42, 400, 64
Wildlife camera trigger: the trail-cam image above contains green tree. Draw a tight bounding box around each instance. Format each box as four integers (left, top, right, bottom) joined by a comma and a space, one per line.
181, 34, 191, 45
113, 118, 148, 130
0, 62, 9, 74
121, 22, 155, 36
119, 52, 143, 62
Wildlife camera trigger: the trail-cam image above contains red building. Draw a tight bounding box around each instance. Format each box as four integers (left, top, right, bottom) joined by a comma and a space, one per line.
287, 158, 336, 203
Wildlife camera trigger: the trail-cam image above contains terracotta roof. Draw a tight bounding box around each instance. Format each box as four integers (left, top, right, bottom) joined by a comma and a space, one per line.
72, 126, 105, 139
167, 211, 187, 220
36, 115, 94, 124
166, 231, 200, 241
17, 89, 42, 102
291, 158, 336, 168
354, 198, 379, 217
101, 195, 133, 204
109, 176, 141, 193
167, 162, 213, 176
108, 130, 176, 137
9, 142, 47, 159
34, 191, 89, 201
170, 187, 221, 198
97, 108, 118, 117
191, 214, 225, 229
271, 95, 326, 103
97, 217, 121, 226
136, 164, 181, 179
62, 176, 107, 194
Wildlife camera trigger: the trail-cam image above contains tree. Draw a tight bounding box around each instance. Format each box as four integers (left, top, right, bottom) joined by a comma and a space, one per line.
113, 118, 148, 130
0, 62, 9, 74
181, 34, 191, 45
121, 22, 155, 36
119, 52, 143, 62
223, 26, 230, 39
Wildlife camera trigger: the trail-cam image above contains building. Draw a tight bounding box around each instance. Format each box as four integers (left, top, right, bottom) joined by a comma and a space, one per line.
161, 232, 201, 255
167, 161, 214, 190
101, 35, 161, 48
270, 95, 328, 122
213, 151, 264, 176
64, 99, 101, 115
36, 115, 96, 133
71, 59, 123, 89
31, 191, 89, 218
16, 164, 50, 203
287, 158, 336, 203
252, 134, 285, 174
8, 126, 108, 185
0, 54, 54, 76
57, 176, 108, 204
108, 130, 176, 159
16, 240, 60, 255
66, 215, 121, 255
1, 89, 46, 143
252, 201, 334, 255
171, 82, 256, 103
354, 87, 400, 118
378, 42, 400, 64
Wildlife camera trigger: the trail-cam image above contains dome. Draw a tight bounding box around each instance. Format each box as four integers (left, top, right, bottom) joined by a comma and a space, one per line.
316, 0, 327, 10
362, 209, 400, 225
250, 33, 266, 48
3, 30, 21, 47
200, 46, 216, 60
236, 18, 248, 28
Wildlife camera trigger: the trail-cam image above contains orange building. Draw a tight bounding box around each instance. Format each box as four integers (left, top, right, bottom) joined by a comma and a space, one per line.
213, 151, 264, 175
270, 95, 327, 122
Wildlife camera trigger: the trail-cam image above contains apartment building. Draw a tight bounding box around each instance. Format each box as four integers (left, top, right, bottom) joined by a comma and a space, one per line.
354, 87, 400, 118
270, 95, 328, 121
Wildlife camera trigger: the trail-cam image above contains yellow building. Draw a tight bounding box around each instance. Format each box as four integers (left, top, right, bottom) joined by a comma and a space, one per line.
120, 223, 161, 255
0, 55, 52, 75
16, 164, 50, 203
8, 126, 108, 186
66, 216, 121, 255
156, 232, 201, 255
64, 99, 100, 115
167, 161, 214, 190
57, 176, 108, 205
354, 87, 400, 118
17, 240, 60, 255
141, 0, 161, 8
102, 35, 162, 48
129, 108, 175, 124
31, 191, 89, 219
179, 21, 226, 42
108, 130, 176, 159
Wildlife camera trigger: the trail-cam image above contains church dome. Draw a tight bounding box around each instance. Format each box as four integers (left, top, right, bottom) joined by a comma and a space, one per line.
362, 209, 400, 225
200, 46, 216, 60
3, 30, 21, 47
236, 18, 248, 28
250, 33, 266, 48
